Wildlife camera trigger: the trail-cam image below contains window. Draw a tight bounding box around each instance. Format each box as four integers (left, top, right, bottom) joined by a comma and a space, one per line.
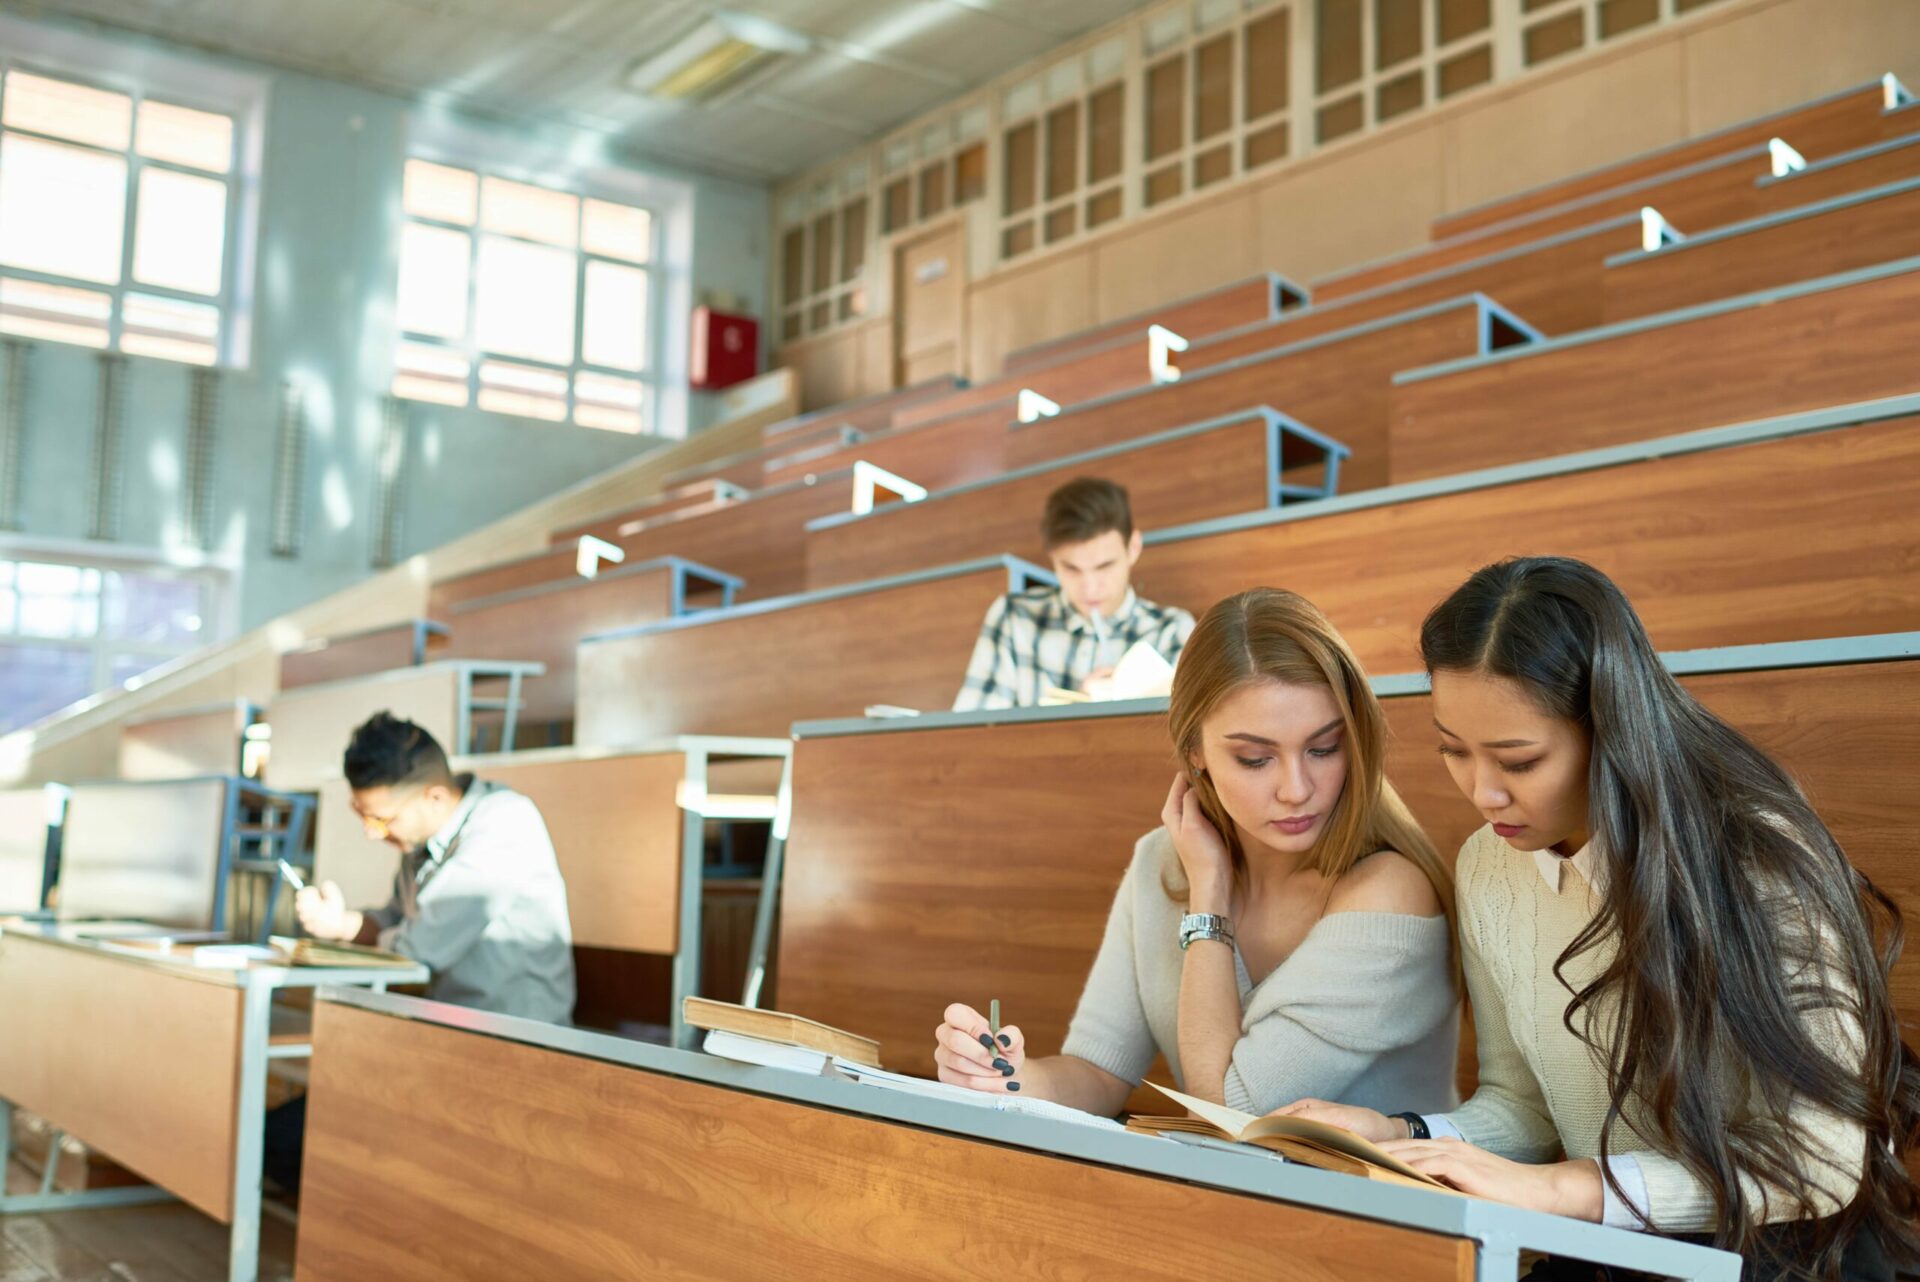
392, 158, 657, 434
0, 556, 218, 734
0, 68, 236, 365
1000, 39, 1127, 257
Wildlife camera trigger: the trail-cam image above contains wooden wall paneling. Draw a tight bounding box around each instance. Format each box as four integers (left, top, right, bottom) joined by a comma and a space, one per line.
1001, 274, 1297, 376
441, 561, 687, 725
1322, 142, 1782, 302
118, 700, 254, 780
759, 400, 1015, 493
1387, 259, 1920, 484
804, 412, 1280, 591
296, 999, 1478, 1281
611, 471, 862, 603
278, 620, 442, 691
575, 559, 1031, 743
965, 249, 1099, 379
1754, 132, 1920, 212
0, 935, 242, 1221
1434, 78, 1894, 240
1010, 296, 1501, 494
1131, 416, 1920, 677
1603, 178, 1920, 320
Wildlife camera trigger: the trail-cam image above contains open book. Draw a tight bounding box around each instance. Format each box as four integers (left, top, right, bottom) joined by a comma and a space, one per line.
269, 935, 420, 969
1040, 639, 1176, 705
1128, 1084, 1456, 1193
683, 996, 882, 1068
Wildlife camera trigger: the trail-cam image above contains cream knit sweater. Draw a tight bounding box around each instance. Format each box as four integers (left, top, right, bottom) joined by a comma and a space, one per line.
1442, 824, 1869, 1232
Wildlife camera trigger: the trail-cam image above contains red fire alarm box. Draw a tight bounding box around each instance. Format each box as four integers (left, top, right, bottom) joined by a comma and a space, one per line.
689, 306, 759, 391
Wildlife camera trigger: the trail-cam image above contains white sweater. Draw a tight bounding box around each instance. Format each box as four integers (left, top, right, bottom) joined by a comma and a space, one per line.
1061, 827, 1460, 1116
1441, 823, 1868, 1232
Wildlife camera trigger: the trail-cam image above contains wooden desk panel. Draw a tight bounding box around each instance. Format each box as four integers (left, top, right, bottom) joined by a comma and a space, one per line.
760, 401, 1014, 492
611, 474, 857, 603
1431, 80, 1893, 241
549, 480, 747, 548
576, 562, 1018, 743
118, 700, 253, 780
1604, 181, 1920, 321
442, 563, 681, 726
266, 666, 464, 791
0, 933, 241, 1221
894, 331, 1160, 427
1754, 134, 1920, 214
297, 999, 1472, 1282
0, 788, 47, 911
762, 374, 962, 438
1134, 417, 1920, 677
1388, 264, 1920, 485
279, 621, 439, 691
806, 414, 1277, 590
1002, 275, 1290, 375
1325, 145, 1777, 302
431, 542, 595, 617
1012, 299, 1491, 494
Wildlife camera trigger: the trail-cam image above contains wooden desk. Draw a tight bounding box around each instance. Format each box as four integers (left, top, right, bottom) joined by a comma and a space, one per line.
0, 786, 54, 912
661, 423, 863, 492
775, 636, 1920, 1098
759, 398, 1016, 492
1001, 271, 1306, 376
278, 620, 445, 691
0, 925, 425, 1282
265, 661, 542, 791
760, 373, 962, 439
442, 557, 741, 726
1754, 131, 1920, 213
1324, 142, 1782, 302
295, 987, 1736, 1281
1387, 258, 1920, 485
892, 326, 1169, 427
57, 777, 232, 930
313, 738, 787, 1045
804, 410, 1338, 591
118, 699, 257, 780
1012, 295, 1520, 493
429, 538, 622, 617
1429, 77, 1897, 241
576, 556, 1051, 744
1603, 178, 1920, 321
549, 478, 750, 547
1133, 408, 1920, 676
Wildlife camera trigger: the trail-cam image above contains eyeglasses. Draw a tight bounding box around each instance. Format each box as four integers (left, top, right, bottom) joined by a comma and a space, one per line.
354, 791, 418, 839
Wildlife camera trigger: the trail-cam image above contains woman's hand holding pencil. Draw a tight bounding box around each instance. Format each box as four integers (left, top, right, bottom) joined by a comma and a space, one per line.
933, 1001, 1026, 1093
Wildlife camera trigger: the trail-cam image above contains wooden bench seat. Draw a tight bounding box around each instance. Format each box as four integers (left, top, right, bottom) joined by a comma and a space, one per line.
804, 409, 1339, 591
1000, 272, 1307, 376
775, 638, 1920, 1088
1430, 75, 1906, 241
1323, 142, 1791, 304
1012, 295, 1532, 493
1387, 257, 1920, 484
575, 556, 1052, 743
278, 619, 445, 691
759, 397, 1018, 492
1604, 175, 1920, 320
890, 327, 1177, 428
1754, 129, 1920, 211
441, 558, 741, 726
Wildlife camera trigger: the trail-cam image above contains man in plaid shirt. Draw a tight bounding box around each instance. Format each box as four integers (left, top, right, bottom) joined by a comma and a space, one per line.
954, 477, 1196, 711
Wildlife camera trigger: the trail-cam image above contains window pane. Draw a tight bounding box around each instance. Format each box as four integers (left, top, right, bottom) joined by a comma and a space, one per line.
1, 71, 130, 150
1317, 0, 1364, 93
404, 159, 478, 225
1003, 121, 1037, 216
102, 572, 203, 645
1087, 85, 1125, 185
0, 276, 110, 348
1194, 35, 1234, 142
476, 359, 567, 421
1145, 56, 1185, 162
17, 572, 98, 636
396, 223, 471, 339
1436, 0, 1492, 44
120, 292, 220, 365
480, 176, 578, 248
582, 198, 651, 263
840, 198, 868, 284
392, 339, 471, 406
0, 585, 13, 633
582, 260, 647, 372
0, 133, 128, 284
475, 236, 576, 364
1045, 102, 1080, 201
574, 371, 646, 433
0, 644, 94, 734
953, 143, 987, 204
16, 562, 95, 594
133, 168, 227, 296
135, 100, 234, 173
1244, 10, 1291, 120
1376, 0, 1424, 68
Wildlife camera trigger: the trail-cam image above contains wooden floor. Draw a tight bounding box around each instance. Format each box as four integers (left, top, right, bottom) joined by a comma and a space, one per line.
1, 1160, 294, 1281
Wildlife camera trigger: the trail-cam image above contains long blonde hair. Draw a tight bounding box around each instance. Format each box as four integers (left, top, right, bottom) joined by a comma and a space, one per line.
1163, 588, 1453, 930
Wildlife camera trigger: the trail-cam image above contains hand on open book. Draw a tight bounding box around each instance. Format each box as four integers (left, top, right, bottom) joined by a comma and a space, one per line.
933, 1002, 1027, 1094
1377, 1138, 1604, 1220
1268, 1098, 1404, 1143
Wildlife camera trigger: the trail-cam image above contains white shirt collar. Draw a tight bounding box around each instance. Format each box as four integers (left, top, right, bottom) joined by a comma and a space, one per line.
1531, 838, 1607, 899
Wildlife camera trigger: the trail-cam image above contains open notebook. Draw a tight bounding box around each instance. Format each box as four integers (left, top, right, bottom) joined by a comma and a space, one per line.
1128, 1084, 1458, 1193
1040, 639, 1176, 705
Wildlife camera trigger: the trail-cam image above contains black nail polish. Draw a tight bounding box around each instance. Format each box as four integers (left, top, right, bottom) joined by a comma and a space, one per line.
997, 1033, 1011, 1048
1006, 1081, 1021, 1092
992, 1058, 1012, 1074
978, 1033, 996, 1050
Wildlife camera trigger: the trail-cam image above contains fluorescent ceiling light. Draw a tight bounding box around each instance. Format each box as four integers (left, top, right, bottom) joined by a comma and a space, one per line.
625, 12, 811, 103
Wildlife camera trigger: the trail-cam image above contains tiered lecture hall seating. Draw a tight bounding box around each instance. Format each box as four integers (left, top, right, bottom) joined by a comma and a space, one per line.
20, 72, 1920, 1282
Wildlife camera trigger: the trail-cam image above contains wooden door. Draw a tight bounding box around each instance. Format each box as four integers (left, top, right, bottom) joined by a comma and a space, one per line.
893, 221, 966, 386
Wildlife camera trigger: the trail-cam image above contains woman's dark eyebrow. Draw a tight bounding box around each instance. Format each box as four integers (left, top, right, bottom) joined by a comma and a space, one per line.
1225, 719, 1343, 747
1432, 716, 1537, 749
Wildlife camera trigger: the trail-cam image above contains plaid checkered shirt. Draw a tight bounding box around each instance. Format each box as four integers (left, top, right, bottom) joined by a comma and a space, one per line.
952, 586, 1195, 711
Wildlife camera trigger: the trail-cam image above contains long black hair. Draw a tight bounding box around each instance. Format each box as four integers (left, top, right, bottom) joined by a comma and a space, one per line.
1420, 557, 1919, 1279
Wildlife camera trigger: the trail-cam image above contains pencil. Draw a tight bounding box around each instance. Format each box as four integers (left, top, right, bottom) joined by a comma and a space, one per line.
990, 998, 1000, 1042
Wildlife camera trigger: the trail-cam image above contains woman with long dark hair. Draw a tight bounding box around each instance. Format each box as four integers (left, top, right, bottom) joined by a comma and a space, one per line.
1276, 557, 1919, 1281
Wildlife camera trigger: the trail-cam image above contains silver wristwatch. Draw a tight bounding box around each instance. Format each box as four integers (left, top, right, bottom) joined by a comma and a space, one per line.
1178, 912, 1234, 951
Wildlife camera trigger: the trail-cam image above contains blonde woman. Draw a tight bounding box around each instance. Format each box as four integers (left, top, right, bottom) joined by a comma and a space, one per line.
933, 588, 1460, 1117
